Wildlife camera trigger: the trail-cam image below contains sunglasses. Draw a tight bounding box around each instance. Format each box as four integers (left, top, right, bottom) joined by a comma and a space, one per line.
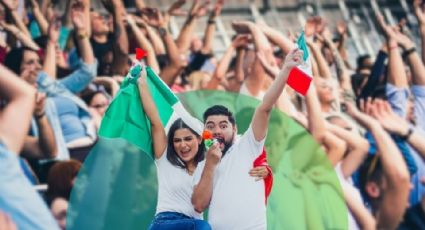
91, 103, 109, 109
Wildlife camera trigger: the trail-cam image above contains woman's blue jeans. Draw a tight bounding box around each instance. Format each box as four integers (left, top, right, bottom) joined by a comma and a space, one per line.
148, 212, 211, 230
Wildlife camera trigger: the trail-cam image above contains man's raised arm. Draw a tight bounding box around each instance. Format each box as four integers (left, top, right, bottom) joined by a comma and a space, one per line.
251, 49, 303, 141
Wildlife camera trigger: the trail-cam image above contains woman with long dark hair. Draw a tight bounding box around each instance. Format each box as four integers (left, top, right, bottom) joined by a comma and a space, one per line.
137, 66, 211, 230
0, 64, 59, 229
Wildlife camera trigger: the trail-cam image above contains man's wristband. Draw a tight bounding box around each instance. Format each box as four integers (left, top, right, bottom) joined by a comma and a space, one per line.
400, 127, 414, 141
236, 46, 246, 52
207, 19, 216, 24
35, 112, 46, 120
77, 30, 89, 40
157, 27, 167, 37
402, 47, 416, 59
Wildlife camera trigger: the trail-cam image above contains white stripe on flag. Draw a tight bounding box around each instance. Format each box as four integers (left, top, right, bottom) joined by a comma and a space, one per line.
172, 102, 204, 135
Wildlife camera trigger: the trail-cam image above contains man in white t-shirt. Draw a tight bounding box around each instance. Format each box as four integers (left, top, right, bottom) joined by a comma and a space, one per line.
191, 49, 304, 230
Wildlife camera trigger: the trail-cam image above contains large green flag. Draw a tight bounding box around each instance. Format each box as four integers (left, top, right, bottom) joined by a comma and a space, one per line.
98, 65, 202, 157
67, 64, 202, 230
67, 66, 348, 229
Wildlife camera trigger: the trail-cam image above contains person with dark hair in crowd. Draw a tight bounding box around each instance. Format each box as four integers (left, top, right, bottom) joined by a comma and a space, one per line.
364, 99, 425, 230
2, 45, 58, 184
46, 159, 81, 229
3, 0, 425, 229
82, 84, 112, 129
356, 54, 373, 74
46, 159, 81, 205
136, 66, 211, 229
184, 0, 223, 76
90, 0, 129, 76
376, 9, 425, 206
345, 99, 410, 230
136, 65, 269, 229
192, 49, 303, 230
4, 2, 98, 162
0, 63, 59, 230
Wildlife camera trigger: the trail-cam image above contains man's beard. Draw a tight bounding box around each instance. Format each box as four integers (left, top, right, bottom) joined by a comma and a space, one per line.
219, 133, 235, 157
222, 141, 232, 156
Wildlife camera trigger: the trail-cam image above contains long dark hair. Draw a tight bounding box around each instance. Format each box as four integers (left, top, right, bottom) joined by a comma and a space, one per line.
4, 47, 38, 75
46, 160, 82, 205
167, 118, 205, 170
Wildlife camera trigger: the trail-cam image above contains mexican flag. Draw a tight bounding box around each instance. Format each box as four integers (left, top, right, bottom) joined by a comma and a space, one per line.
286, 31, 313, 96
67, 62, 203, 230
98, 63, 203, 156
67, 60, 347, 230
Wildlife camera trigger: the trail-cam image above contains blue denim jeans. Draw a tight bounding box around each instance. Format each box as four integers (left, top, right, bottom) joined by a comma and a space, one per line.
148, 212, 211, 230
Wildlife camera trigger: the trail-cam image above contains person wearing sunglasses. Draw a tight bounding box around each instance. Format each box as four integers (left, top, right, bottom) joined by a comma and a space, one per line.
82, 84, 111, 130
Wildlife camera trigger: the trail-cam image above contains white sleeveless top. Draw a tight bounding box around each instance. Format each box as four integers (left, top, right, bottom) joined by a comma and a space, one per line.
239, 82, 266, 101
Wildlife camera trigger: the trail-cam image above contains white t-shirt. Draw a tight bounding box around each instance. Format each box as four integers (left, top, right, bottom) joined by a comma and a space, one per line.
194, 126, 266, 230
239, 82, 266, 101
155, 150, 201, 219
335, 163, 363, 230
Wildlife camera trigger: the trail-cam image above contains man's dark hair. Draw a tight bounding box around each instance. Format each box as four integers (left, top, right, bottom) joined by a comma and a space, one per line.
356, 54, 371, 71
34, 35, 48, 49
203, 105, 236, 126
167, 118, 205, 169
4, 47, 38, 75
370, 85, 388, 100
358, 155, 384, 202
351, 72, 368, 96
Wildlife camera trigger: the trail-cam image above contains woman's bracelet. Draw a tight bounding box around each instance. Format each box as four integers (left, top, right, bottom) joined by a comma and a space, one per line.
402, 47, 416, 59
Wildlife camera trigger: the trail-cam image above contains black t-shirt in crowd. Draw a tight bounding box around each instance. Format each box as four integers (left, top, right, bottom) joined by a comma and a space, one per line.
398, 202, 425, 230
90, 33, 115, 76
187, 51, 212, 73
180, 51, 212, 84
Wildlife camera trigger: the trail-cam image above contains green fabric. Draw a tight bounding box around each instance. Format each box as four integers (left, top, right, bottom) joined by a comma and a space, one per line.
297, 31, 309, 61
180, 91, 348, 229
98, 66, 177, 157
69, 90, 348, 230
67, 138, 158, 230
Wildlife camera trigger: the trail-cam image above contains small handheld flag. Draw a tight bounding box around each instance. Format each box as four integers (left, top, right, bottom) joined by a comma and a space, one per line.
124, 48, 148, 84
286, 31, 313, 96
202, 130, 215, 150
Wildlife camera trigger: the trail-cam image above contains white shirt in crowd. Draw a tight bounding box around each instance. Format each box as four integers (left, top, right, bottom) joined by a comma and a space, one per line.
194, 126, 266, 230
335, 163, 363, 230
155, 150, 201, 219
239, 83, 266, 101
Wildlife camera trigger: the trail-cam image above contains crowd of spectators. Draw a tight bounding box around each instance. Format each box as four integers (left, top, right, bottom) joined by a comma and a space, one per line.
1, 0, 425, 229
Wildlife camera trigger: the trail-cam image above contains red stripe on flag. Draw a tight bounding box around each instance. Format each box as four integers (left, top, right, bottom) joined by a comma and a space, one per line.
287, 67, 312, 96
135, 48, 147, 60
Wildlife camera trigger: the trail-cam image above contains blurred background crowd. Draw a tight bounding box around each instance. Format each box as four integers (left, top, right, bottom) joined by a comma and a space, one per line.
0, 0, 425, 229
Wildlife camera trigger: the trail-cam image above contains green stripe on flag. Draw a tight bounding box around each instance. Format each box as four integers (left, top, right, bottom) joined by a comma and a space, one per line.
98, 81, 154, 156
99, 66, 178, 156
297, 31, 309, 62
